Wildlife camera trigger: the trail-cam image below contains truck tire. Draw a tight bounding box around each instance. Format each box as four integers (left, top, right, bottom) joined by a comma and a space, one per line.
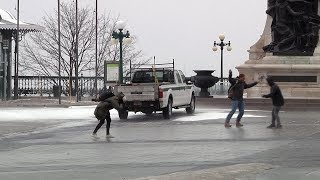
162, 98, 173, 119
186, 95, 195, 114
118, 110, 128, 120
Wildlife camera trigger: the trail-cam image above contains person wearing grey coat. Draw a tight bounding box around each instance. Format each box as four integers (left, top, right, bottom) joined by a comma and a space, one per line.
92, 91, 124, 138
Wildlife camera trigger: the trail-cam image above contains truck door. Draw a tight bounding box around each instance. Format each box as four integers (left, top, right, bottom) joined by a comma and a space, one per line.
174, 71, 185, 106
178, 70, 191, 105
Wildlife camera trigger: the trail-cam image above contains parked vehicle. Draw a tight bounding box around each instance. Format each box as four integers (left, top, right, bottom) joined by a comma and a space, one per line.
114, 61, 195, 119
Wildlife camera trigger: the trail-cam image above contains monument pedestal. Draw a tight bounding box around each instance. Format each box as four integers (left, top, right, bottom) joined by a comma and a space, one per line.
237, 55, 320, 98
237, 12, 320, 98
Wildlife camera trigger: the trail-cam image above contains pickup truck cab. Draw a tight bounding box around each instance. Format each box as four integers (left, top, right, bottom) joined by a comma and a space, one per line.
114, 68, 195, 119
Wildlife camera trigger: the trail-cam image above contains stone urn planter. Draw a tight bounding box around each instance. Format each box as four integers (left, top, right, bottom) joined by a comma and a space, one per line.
191, 70, 219, 97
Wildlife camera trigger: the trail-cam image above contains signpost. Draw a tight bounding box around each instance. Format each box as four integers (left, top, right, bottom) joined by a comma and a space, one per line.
104, 61, 119, 88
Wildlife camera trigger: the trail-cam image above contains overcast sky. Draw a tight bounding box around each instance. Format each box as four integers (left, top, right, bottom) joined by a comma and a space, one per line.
2, 0, 268, 77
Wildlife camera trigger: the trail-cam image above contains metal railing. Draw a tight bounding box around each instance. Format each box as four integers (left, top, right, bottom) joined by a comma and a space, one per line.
13, 75, 108, 97
12, 76, 230, 98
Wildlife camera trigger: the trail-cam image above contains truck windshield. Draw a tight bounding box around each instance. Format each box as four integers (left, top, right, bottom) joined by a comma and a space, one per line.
132, 70, 173, 83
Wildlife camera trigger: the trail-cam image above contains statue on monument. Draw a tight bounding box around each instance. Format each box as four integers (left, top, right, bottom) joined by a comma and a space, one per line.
263, 0, 320, 56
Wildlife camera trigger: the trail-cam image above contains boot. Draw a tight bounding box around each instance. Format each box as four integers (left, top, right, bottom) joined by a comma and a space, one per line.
106, 134, 115, 138
224, 122, 232, 128
236, 120, 243, 127
267, 124, 276, 128
91, 133, 100, 139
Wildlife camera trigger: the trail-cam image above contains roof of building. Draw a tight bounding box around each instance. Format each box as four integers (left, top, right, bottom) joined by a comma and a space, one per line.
0, 9, 44, 32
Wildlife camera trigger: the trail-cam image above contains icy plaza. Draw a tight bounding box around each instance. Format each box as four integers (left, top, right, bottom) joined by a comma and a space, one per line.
1, 104, 320, 180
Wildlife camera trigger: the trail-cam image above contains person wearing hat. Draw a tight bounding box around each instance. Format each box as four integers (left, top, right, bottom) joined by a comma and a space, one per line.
262, 77, 285, 128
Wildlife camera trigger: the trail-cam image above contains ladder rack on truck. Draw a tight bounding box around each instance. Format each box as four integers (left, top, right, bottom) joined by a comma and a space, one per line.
129, 59, 175, 81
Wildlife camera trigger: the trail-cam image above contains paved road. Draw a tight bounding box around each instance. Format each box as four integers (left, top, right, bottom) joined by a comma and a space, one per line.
0, 107, 320, 179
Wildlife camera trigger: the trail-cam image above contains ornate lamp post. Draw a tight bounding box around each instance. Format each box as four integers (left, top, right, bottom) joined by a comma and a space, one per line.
112, 21, 132, 84
212, 34, 232, 94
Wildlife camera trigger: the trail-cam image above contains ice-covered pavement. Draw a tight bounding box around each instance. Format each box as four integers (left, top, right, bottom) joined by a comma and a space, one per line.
0, 107, 267, 122
0, 106, 268, 137
0, 107, 320, 180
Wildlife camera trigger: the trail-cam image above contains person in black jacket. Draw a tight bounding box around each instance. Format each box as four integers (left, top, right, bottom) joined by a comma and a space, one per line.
225, 70, 258, 128
262, 77, 284, 128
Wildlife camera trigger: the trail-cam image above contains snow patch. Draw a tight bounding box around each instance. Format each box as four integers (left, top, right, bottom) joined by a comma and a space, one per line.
0, 106, 120, 122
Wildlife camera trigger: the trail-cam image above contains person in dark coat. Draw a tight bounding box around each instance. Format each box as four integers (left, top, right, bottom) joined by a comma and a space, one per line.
225, 70, 258, 128
92, 91, 124, 138
262, 77, 284, 128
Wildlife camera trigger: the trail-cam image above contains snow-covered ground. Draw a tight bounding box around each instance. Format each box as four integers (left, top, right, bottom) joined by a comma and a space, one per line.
0, 106, 114, 122
0, 106, 120, 138
0, 106, 268, 125
0, 106, 268, 139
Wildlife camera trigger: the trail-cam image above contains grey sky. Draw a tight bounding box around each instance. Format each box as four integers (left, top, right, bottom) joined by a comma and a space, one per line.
2, 0, 267, 77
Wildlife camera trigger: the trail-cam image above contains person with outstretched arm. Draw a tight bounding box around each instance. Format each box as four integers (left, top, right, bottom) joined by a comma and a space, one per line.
262, 77, 284, 128
225, 70, 258, 128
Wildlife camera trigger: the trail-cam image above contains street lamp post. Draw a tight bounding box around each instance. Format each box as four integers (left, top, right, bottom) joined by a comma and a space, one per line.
112, 21, 131, 84
212, 34, 232, 94
95, 0, 98, 97
75, 0, 79, 102
14, 0, 20, 100
58, 0, 62, 104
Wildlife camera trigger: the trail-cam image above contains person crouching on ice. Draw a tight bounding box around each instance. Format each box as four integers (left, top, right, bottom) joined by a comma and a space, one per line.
92, 90, 124, 138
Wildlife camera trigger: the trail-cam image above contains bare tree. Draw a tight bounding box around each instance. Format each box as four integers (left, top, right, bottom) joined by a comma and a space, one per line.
20, 2, 149, 87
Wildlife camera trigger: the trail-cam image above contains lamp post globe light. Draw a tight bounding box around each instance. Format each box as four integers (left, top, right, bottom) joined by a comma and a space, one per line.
212, 33, 232, 94
112, 21, 131, 84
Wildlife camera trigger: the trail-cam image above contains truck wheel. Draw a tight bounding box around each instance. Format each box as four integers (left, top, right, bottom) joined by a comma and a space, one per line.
163, 98, 173, 119
118, 110, 128, 120
186, 95, 195, 114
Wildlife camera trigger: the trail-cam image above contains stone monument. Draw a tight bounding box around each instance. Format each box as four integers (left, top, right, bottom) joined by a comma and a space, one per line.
237, 0, 320, 98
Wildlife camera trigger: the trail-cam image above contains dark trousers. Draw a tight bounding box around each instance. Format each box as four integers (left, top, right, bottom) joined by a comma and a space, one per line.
272, 106, 281, 126
93, 111, 111, 135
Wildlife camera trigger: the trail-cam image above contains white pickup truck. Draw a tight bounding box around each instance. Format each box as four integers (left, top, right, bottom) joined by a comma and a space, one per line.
114, 67, 195, 119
